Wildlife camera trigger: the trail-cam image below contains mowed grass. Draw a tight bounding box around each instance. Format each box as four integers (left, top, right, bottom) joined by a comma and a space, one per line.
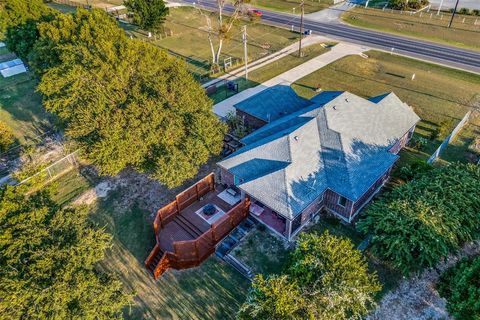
47, 168, 250, 320
139, 7, 299, 80
0, 68, 51, 147
250, 0, 332, 14
292, 50, 480, 158
343, 7, 480, 50
209, 42, 331, 103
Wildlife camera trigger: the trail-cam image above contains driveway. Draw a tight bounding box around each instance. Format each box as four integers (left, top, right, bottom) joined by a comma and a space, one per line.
305, 0, 362, 24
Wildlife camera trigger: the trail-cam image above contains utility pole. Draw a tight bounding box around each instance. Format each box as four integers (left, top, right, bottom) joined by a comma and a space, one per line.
242, 25, 248, 80
448, 0, 460, 28
298, 0, 305, 57
437, 0, 444, 15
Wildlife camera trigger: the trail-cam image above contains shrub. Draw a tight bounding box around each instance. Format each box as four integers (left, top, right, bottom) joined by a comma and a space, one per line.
357, 163, 480, 274
409, 136, 428, 150
237, 275, 308, 320
437, 256, 480, 320
459, 8, 471, 15
0, 122, 15, 152
398, 161, 432, 181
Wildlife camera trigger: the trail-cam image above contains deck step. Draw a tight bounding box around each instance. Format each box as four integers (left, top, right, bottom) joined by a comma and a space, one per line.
174, 214, 203, 238
147, 248, 165, 274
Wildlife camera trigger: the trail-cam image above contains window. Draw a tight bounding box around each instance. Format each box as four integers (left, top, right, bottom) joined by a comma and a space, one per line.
337, 196, 348, 208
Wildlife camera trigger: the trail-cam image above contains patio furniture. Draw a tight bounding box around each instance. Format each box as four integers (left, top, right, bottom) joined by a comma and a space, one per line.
249, 202, 264, 216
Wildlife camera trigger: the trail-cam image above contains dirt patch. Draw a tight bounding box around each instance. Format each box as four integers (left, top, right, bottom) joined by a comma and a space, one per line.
72, 158, 220, 217
368, 240, 480, 320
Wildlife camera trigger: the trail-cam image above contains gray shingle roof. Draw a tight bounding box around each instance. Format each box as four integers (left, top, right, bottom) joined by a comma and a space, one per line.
234, 85, 311, 123
219, 90, 420, 219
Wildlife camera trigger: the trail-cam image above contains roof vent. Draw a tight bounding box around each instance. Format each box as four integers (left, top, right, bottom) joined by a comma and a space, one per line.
345, 98, 349, 102
333, 105, 337, 110
294, 136, 299, 141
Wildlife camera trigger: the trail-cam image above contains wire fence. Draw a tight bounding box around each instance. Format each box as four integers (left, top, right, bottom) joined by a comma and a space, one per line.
7, 149, 82, 188
428, 111, 472, 164
353, 5, 480, 32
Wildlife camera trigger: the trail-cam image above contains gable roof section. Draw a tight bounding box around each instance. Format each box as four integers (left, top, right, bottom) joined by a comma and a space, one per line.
219, 90, 420, 219
234, 85, 312, 123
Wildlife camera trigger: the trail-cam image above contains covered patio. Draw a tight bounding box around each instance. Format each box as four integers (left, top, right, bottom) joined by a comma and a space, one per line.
249, 198, 287, 237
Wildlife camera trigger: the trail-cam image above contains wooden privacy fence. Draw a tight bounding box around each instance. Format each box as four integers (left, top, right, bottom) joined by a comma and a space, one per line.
147, 197, 251, 279
153, 173, 215, 234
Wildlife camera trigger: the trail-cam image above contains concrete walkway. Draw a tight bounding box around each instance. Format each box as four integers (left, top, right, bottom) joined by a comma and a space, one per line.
202, 35, 327, 88
213, 41, 368, 117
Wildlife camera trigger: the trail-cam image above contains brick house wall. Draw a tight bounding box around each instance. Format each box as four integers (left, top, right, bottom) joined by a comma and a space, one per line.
389, 126, 415, 154
236, 110, 267, 130
219, 167, 234, 186
351, 167, 392, 218
323, 189, 354, 221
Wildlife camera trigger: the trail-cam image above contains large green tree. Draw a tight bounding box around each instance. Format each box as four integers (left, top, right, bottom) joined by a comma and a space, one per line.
0, 0, 51, 35
288, 232, 381, 320
0, 186, 130, 319
124, 0, 169, 33
357, 163, 480, 274
437, 256, 480, 320
37, 9, 226, 188
30, 8, 127, 73
238, 232, 381, 320
237, 274, 308, 320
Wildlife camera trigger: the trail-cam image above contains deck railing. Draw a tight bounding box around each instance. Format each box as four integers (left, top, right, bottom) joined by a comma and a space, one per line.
148, 197, 250, 279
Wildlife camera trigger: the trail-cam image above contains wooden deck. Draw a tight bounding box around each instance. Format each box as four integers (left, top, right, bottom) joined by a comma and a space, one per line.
157, 185, 234, 252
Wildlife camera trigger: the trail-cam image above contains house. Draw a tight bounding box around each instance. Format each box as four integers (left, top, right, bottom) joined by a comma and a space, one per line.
218, 86, 420, 240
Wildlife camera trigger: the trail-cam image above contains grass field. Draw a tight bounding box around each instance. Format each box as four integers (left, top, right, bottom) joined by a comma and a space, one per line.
291, 50, 480, 161
52, 0, 123, 9
249, 0, 332, 14
209, 42, 331, 103
0, 52, 51, 148
133, 7, 299, 81
342, 7, 480, 50
47, 169, 250, 320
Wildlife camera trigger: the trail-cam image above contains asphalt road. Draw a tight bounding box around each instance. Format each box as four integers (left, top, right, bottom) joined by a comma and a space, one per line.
183, 0, 480, 74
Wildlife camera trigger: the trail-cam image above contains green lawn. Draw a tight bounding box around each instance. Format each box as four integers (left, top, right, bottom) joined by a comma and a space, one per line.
231, 226, 290, 276
125, 6, 299, 81
343, 7, 480, 51
92, 190, 250, 320
291, 50, 480, 161
209, 42, 331, 103
250, 0, 332, 14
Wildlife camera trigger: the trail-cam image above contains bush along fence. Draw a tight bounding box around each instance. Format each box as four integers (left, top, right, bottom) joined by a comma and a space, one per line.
428, 111, 472, 164
145, 173, 251, 279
